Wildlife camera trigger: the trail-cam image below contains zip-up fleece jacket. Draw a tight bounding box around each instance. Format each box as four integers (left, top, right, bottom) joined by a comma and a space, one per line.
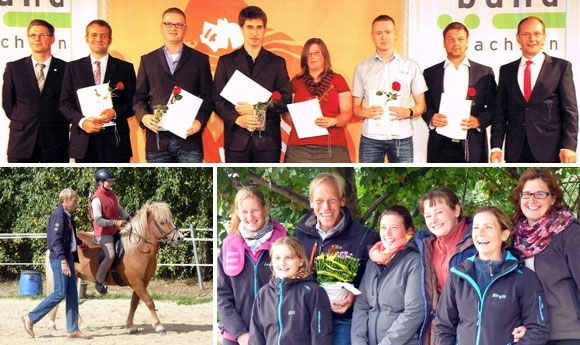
435, 250, 550, 345
351, 244, 425, 345
412, 217, 477, 345
249, 274, 333, 345
294, 206, 380, 320
217, 221, 287, 342
517, 220, 580, 341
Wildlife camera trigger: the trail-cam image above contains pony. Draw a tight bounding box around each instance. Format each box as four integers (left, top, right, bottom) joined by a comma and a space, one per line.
46, 202, 184, 334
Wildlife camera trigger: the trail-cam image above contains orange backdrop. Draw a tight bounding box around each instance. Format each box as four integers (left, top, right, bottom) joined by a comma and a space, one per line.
107, 0, 403, 162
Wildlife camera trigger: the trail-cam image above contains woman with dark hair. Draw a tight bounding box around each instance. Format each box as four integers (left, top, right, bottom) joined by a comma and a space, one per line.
352, 205, 424, 345
435, 206, 549, 345
511, 169, 580, 345
283, 38, 353, 162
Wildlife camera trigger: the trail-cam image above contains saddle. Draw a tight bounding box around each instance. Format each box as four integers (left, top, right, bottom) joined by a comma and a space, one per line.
93, 232, 127, 286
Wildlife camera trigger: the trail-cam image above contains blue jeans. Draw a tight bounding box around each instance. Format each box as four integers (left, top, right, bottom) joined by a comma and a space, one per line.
29, 257, 80, 333
359, 136, 413, 163
333, 318, 352, 345
146, 137, 203, 163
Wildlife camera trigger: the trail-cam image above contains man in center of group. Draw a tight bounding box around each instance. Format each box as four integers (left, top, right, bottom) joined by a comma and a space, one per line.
423, 22, 497, 163
352, 15, 427, 163
214, 6, 292, 163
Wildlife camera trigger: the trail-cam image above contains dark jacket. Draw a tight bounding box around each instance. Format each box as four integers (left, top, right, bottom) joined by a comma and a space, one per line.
216, 222, 287, 342
134, 45, 214, 154
423, 59, 497, 163
47, 203, 83, 262
249, 274, 333, 345
352, 243, 424, 345
2, 56, 69, 161
214, 47, 292, 155
59, 55, 136, 161
435, 250, 550, 345
491, 53, 578, 162
515, 220, 580, 341
294, 206, 380, 320
412, 218, 477, 345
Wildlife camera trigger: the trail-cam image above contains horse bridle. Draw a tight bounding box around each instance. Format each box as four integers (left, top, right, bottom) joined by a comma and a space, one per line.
152, 217, 180, 243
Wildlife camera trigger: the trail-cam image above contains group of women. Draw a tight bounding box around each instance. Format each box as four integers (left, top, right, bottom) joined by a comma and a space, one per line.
217, 168, 580, 345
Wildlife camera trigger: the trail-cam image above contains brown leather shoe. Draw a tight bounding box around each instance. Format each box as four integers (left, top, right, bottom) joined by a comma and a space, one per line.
21, 314, 34, 338
67, 331, 92, 339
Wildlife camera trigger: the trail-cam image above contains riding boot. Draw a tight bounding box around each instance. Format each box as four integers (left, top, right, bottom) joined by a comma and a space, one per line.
95, 282, 107, 294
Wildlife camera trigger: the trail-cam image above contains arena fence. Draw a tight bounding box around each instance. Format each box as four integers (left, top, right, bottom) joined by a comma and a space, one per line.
0, 225, 213, 289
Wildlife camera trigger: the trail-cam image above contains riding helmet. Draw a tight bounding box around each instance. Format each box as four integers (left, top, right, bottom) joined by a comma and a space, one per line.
95, 168, 115, 181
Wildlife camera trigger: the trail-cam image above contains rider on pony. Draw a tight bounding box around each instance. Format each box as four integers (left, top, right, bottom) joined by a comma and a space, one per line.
90, 168, 131, 294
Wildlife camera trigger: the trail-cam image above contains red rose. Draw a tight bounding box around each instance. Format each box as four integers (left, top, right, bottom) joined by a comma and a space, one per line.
392, 81, 401, 92
271, 91, 282, 102
467, 87, 476, 97
172, 86, 182, 96
116, 81, 125, 91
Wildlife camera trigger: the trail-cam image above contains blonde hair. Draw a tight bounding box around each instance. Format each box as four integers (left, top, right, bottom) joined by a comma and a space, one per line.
270, 237, 311, 275
228, 186, 268, 234
58, 188, 77, 203
309, 173, 346, 201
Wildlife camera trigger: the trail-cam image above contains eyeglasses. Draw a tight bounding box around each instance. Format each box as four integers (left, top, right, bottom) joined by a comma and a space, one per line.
307, 51, 322, 57
28, 34, 52, 39
520, 191, 552, 199
163, 22, 186, 29
519, 32, 545, 39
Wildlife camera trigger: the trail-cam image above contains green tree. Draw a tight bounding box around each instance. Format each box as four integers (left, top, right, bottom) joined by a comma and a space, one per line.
0, 167, 213, 281
217, 167, 580, 243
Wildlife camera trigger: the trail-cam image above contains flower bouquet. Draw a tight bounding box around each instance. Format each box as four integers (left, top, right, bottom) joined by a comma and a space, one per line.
253, 91, 282, 131
314, 248, 361, 307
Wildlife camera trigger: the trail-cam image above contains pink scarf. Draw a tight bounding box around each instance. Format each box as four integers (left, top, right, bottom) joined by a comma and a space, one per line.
514, 209, 574, 258
369, 234, 413, 266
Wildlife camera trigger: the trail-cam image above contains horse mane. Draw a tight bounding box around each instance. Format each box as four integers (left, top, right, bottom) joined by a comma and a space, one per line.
120, 202, 173, 255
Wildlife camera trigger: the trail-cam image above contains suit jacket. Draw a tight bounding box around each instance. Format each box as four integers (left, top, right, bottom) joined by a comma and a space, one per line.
133, 45, 214, 153
423, 60, 497, 163
59, 55, 136, 160
2, 56, 69, 161
214, 47, 292, 153
491, 53, 579, 162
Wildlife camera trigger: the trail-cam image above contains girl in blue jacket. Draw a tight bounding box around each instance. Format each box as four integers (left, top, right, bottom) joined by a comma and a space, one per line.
249, 236, 333, 345
435, 206, 550, 345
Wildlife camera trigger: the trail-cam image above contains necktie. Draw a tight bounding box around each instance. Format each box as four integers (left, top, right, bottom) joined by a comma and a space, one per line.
524, 60, 532, 101
93, 60, 101, 85
35, 63, 45, 92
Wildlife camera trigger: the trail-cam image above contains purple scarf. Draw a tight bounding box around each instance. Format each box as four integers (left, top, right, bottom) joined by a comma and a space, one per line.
513, 209, 574, 258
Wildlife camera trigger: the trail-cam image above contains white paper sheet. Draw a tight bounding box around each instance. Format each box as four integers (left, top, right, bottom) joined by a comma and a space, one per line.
158, 88, 203, 139
219, 70, 271, 106
287, 98, 329, 139
366, 89, 401, 136
76, 83, 113, 117
436, 93, 472, 140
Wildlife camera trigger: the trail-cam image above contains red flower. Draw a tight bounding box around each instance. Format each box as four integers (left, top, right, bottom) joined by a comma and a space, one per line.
271, 91, 282, 102
172, 86, 182, 96
116, 81, 125, 91
467, 87, 476, 98
392, 81, 401, 92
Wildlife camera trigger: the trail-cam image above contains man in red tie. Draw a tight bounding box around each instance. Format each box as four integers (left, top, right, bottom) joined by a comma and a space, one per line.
490, 16, 578, 163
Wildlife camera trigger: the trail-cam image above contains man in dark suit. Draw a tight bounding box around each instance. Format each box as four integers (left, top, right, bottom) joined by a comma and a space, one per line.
490, 16, 578, 163
214, 6, 292, 163
423, 22, 497, 163
134, 7, 214, 163
60, 19, 136, 163
2, 19, 69, 163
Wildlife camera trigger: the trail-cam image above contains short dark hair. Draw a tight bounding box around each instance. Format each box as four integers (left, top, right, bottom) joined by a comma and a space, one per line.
443, 22, 469, 39
162, 7, 186, 22
517, 16, 545, 34
380, 205, 415, 232
28, 19, 55, 36
372, 15, 396, 28
418, 187, 462, 217
239, 6, 267, 28
86, 19, 112, 38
